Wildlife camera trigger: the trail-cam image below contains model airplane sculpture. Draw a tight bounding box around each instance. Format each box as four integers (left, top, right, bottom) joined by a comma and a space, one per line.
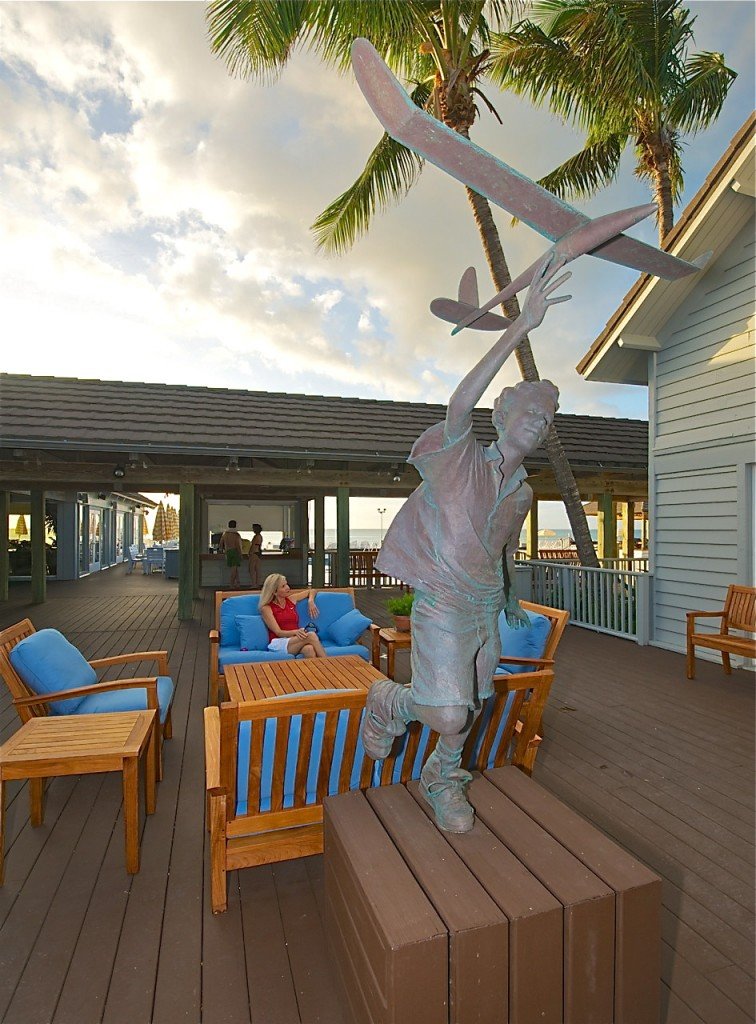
351, 38, 710, 333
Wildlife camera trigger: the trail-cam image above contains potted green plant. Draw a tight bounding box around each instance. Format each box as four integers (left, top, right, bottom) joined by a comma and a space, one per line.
386, 591, 414, 632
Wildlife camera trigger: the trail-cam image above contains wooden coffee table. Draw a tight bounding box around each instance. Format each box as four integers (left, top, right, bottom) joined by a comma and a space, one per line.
371, 628, 412, 680
0, 710, 157, 881
224, 655, 387, 703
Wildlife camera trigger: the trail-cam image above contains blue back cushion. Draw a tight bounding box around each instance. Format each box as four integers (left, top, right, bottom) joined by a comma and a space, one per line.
295, 592, 355, 642
220, 595, 261, 648
329, 608, 371, 647
497, 610, 551, 673
236, 689, 381, 814
9, 629, 96, 714
236, 615, 269, 652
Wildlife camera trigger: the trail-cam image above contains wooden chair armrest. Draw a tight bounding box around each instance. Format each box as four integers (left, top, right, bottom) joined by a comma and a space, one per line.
14, 677, 159, 707
209, 629, 220, 644
204, 706, 222, 791
369, 623, 381, 634
89, 650, 169, 674
686, 609, 725, 621
498, 656, 555, 666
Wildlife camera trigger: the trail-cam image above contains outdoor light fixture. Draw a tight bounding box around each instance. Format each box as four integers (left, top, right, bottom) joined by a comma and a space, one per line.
390, 463, 402, 483
113, 464, 126, 479
225, 456, 240, 472
305, 459, 315, 475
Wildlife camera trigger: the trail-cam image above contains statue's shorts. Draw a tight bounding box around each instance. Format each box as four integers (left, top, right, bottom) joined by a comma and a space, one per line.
410, 589, 503, 711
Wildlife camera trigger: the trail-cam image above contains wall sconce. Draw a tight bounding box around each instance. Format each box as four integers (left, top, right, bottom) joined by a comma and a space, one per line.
225, 456, 240, 472
305, 459, 315, 475
391, 463, 402, 483
113, 464, 126, 479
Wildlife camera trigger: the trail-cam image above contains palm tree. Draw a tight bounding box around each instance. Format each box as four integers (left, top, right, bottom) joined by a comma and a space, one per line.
208, 0, 600, 566
491, 0, 737, 241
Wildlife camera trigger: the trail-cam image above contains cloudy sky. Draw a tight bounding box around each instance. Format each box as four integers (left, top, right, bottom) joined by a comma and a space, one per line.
1, 0, 753, 430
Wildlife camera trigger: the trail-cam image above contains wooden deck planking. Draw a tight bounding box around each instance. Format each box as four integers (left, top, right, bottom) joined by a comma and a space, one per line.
0, 572, 752, 1023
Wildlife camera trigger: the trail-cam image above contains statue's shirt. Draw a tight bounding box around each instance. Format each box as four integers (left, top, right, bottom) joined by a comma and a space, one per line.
376, 422, 530, 606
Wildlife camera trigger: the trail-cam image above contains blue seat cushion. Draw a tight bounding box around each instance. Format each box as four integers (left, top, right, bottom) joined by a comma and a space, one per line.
219, 595, 261, 648
75, 675, 174, 724
329, 608, 372, 647
495, 610, 551, 674
236, 614, 269, 652
321, 642, 369, 661
9, 629, 96, 715
219, 647, 295, 668
295, 592, 355, 643
219, 644, 369, 670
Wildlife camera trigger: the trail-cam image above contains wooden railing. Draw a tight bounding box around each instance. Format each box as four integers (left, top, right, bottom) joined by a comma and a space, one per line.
515, 550, 649, 572
521, 560, 651, 644
309, 550, 409, 589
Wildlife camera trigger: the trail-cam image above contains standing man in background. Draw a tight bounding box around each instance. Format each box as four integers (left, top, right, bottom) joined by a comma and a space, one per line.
219, 520, 243, 589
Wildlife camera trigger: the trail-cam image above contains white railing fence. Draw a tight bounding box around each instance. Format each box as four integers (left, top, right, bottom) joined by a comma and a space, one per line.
517, 561, 651, 644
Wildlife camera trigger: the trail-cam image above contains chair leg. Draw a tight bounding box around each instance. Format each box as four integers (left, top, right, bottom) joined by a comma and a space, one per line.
722, 651, 732, 675
686, 639, 696, 679
163, 708, 173, 740
0, 778, 5, 886
209, 796, 228, 914
29, 778, 45, 827
145, 731, 157, 816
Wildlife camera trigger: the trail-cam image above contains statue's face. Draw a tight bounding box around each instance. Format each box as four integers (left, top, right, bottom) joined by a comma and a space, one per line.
495, 391, 555, 453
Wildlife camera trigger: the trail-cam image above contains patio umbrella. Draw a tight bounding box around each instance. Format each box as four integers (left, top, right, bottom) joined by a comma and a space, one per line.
152, 502, 168, 543
14, 514, 29, 539
166, 506, 179, 539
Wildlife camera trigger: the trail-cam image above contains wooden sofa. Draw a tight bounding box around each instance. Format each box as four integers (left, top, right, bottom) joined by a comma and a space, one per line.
686, 584, 756, 679
204, 599, 568, 913
208, 587, 374, 705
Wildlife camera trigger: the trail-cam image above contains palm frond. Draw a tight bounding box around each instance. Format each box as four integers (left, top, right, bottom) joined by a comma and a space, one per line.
536, 133, 625, 202
207, 0, 308, 80
310, 136, 424, 255
666, 51, 738, 133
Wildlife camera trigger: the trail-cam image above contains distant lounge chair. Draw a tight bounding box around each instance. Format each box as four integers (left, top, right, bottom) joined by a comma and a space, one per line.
126, 544, 143, 575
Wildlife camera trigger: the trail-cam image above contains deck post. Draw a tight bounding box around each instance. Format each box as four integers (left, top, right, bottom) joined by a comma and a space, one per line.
178, 482, 195, 620
336, 486, 350, 587
313, 494, 325, 587
525, 500, 539, 559
0, 491, 8, 601
622, 501, 635, 559
596, 492, 617, 560
193, 489, 202, 599
30, 489, 46, 604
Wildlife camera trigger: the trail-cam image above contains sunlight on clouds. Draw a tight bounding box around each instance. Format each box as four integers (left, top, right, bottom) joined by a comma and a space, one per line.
0, 1, 749, 417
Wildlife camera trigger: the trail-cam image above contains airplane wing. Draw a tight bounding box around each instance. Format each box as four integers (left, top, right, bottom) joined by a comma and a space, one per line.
351, 38, 706, 282
430, 297, 512, 330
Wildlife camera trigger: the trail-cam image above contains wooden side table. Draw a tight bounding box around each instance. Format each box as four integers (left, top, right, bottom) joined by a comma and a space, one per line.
371, 627, 412, 680
0, 710, 157, 882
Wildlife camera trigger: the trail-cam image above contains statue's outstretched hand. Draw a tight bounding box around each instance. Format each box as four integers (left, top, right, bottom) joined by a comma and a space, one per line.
519, 253, 572, 332
504, 596, 531, 630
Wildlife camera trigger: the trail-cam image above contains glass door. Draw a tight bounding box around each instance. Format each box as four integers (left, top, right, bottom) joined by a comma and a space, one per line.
88, 508, 101, 572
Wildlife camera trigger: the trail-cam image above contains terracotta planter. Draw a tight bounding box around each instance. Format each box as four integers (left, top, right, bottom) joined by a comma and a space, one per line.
392, 615, 411, 633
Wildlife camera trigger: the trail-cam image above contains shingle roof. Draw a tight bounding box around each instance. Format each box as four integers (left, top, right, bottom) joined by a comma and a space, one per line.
0, 373, 648, 471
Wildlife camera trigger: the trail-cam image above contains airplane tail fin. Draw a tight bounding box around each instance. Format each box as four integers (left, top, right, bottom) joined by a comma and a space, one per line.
692, 250, 713, 270
458, 267, 478, 306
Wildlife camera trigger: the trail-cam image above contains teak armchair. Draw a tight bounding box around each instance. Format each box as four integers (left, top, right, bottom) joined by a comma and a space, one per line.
204, 607, 566, 914
686, 585, 756, 679
0, 619, 174, 778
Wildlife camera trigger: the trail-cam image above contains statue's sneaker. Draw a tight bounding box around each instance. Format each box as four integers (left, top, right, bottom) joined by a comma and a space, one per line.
361, 679, 407, 760
420, 763, 474, 833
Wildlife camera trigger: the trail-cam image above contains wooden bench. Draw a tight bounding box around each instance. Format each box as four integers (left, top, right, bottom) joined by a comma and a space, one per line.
686, 584, 756, 679
324, 770, 661, 1024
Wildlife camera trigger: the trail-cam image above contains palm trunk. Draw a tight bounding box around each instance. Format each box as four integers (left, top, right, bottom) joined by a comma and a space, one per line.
650, 140, 674, 242
466, 185, 600, 567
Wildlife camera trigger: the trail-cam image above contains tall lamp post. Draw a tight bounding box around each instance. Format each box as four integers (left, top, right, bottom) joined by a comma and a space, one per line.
377, 507, 387, 547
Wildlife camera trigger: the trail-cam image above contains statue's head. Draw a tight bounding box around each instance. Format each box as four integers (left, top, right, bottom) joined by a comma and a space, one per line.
492, 379, 559, 453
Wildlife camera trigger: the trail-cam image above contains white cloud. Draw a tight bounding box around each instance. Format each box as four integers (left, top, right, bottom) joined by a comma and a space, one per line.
0, 0, 751, 418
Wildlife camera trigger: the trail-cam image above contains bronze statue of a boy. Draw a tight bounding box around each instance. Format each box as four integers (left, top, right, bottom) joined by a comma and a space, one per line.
363, 254, 571, 833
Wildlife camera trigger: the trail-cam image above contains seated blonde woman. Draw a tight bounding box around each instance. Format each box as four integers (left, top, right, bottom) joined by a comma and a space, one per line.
259, 573, 328, 658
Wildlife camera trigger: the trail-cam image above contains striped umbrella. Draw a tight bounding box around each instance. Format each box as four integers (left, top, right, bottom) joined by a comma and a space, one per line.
14, 514, 29, 539
152, 502, 168, 543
